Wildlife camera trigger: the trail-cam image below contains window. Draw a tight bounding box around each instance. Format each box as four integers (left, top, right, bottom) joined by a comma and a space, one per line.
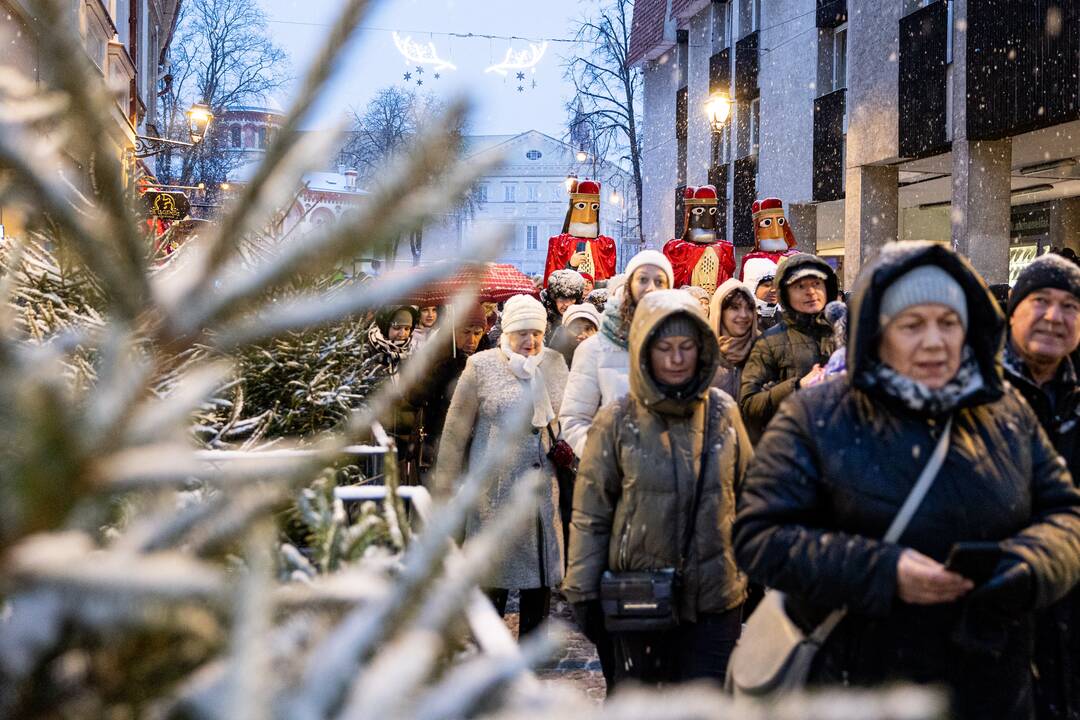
712, 1, 733, 51
526, 149, 542, 160
752, 0, 761, 31
230, 125, 241, 148
750, 98, 760, 153
476, 184, 489, 203
527, 184, 539, 202
504, 184, 516, 202
257, 127, 267, 149
833, 24, 848, 91
526, 225, 538, 250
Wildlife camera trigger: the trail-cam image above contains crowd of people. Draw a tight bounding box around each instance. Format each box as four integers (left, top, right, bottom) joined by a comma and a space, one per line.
355, 242, 1080, 720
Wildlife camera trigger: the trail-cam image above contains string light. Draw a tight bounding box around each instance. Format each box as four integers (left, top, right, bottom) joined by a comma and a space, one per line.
483, 41, 548, 76
392, 32, 457, 71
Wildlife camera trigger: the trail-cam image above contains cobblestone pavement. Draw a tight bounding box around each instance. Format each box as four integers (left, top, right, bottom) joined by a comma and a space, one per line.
502, 593, 607, 702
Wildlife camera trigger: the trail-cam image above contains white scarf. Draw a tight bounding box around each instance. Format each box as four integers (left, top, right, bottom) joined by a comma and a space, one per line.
500, 335, 556, 428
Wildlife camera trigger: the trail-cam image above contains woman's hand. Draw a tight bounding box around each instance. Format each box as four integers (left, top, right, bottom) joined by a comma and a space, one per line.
896, 549, 974, 604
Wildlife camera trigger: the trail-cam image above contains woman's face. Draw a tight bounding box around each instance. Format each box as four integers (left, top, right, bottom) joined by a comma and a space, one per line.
567, 318, 598, 343
630, 265, 669, 302
878, 304, 965, 389
387, 309, 415, 342
722, 293, 754, 337
507, 329, 544, 356
419, 306, 438, 328
649, 334, 700, 386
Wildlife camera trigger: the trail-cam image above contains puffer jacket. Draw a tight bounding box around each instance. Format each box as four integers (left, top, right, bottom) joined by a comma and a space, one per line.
738, 253, 839, 441
1003, 343, 1080, 720
734, 242, 1080, 720
559, 331, 630, 457
564, 290, 752, 623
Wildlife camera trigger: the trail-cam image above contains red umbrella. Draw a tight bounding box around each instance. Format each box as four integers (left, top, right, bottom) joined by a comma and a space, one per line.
400, 262, 540, 306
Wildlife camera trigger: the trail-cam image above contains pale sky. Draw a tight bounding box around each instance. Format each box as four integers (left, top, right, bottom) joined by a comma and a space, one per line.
259, 0, 598, 139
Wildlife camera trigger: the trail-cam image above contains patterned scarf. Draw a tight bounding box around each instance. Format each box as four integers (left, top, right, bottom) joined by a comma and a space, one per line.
862, 345, 983, 415
500, 335, 556, 428
600, 290, 631, 350
365, 322, 412, 372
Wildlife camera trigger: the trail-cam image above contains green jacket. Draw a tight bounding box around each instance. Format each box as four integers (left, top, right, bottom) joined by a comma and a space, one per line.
563, 290, 752, 622
738, 253, 839, 442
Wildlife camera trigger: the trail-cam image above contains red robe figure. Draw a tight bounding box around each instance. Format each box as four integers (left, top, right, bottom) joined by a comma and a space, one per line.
543, 179, 617, 286
663, 185, 735, 295
739, 197, 799, 282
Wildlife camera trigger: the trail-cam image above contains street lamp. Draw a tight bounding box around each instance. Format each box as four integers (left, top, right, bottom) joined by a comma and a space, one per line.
609, 190, 621, 205
134, 102, 216, 158
576, 149, 588, 162
705, 91, 732, 133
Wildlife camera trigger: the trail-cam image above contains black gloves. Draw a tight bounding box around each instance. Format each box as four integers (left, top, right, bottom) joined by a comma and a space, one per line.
969, 557, 1035, 614
571, 599, 605, 643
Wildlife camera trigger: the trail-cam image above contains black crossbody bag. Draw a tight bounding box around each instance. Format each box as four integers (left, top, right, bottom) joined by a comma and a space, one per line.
599, 397, 713, 632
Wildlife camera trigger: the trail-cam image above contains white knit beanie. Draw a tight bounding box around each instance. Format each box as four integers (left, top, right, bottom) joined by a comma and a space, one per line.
501, 294, 548, 334
562, 303, 602, 329
624, 250, 674, 289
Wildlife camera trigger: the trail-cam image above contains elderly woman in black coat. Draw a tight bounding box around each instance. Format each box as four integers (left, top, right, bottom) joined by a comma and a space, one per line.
733, 242, 1080, 720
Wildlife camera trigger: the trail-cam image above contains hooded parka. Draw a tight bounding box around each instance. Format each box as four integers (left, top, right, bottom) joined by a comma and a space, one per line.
564, 290, 752, 623
733, 242, 1080, 720
738, 254, 839, 441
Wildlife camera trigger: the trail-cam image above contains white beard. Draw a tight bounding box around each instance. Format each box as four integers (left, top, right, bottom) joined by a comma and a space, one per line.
568, 222, 598, 238
759, 238, 788, 252
687, 228, 716, 243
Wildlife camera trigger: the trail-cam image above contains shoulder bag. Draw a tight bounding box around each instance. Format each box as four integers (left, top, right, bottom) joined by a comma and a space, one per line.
599, 397, 714, 632
726, 416, 954, 696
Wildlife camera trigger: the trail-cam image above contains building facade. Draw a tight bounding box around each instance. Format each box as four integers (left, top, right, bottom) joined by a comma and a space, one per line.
630, 0, 1080, 287
403, 130, 639, 278
0, 0, 181, 237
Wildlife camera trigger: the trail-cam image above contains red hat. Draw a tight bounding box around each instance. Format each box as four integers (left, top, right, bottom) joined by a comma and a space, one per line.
684, 185, 719, 205
752, 197, 784, 216
571, 179, 601, 199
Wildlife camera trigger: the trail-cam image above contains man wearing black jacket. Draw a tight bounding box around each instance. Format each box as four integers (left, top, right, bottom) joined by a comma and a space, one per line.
1004, 254, 1080, 720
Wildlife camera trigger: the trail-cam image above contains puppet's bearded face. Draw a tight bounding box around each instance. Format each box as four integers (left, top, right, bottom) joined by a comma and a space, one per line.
755, 209, 789, 251
685, 204, 719, 243
569, 199, 599, 238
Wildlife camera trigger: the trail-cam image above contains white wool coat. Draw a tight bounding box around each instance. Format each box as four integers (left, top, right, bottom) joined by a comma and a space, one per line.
558, 332, 630, 457
434, 346, 569, 590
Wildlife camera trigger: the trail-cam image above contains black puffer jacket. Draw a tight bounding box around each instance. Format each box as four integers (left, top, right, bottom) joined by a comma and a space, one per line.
1003, 344, 1080, 720
738, 254, 840, 441
734, 242, 1080, 720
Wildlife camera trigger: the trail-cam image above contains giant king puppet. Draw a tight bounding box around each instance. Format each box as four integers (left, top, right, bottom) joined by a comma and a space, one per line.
663, 185, 734, 295
739, 197, 799, 283
543, 179, 617, 286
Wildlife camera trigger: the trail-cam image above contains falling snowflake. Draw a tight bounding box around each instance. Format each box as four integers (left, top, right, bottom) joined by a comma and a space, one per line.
403, 72, 412, 81
516, 71, 525, 81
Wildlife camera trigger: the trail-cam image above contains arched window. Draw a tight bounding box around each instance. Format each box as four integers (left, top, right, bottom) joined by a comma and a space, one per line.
525, 149, 542, 160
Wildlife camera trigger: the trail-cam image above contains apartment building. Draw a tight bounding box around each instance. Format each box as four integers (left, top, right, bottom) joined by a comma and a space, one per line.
630, 0, 1080, 286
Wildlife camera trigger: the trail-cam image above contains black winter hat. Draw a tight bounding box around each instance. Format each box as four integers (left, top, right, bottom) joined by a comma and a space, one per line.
1008, 254, 1080, 317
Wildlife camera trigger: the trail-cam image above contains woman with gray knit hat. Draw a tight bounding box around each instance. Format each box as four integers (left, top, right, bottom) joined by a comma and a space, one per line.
434, 293, 570, 639
565, 289, 752, 687
733, 241, 1080, 720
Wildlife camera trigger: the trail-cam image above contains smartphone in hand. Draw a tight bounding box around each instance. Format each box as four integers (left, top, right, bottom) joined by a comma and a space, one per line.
945, 542, 1004, 585
575, 240, 587, 253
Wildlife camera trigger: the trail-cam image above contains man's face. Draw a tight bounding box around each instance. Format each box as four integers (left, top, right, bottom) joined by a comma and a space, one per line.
555, 297, 575, 315
756, 280, 778, 304
1011, 288, 1080, 365
786, 277, 827, 314
568, 197, 599, 238
387, 309, 414, 342
455, 325, 486, 355
685, 202, 719, 244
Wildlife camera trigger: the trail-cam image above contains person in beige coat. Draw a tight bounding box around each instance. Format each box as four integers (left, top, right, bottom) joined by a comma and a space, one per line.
709, 278, 759, 400
564, 289, 752, 687
434, 294, 569, 639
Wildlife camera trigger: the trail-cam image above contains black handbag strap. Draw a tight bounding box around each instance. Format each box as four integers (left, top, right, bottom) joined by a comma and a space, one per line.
677, 394, 713, 573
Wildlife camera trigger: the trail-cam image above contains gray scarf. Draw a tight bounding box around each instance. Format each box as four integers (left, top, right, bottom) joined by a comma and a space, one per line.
863, 345, 983, 415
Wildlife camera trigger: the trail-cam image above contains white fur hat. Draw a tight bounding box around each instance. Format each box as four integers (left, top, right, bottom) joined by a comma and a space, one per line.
624, 250, 675, 289
501, 294, 547, 334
